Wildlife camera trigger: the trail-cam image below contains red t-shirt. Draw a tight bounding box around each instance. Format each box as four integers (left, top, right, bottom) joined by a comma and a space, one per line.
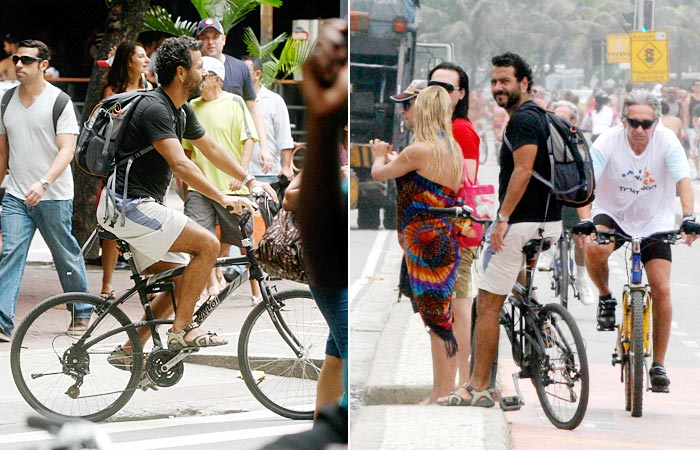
452, 117, 480, 183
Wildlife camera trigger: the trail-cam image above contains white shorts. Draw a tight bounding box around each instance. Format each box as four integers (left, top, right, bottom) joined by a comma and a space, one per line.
475, 221, 562, 296
96, 191, 189, 273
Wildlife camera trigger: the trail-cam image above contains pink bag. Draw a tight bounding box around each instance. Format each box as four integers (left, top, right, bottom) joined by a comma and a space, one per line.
456, 160, 495, 248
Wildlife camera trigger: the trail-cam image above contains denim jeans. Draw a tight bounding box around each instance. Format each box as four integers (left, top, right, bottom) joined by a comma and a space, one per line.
0, 194, 92, 334
309, 286, 348, 359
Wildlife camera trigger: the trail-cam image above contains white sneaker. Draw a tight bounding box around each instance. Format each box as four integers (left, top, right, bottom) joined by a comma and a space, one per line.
537, 247, 555, 271
575, 275, 595, 305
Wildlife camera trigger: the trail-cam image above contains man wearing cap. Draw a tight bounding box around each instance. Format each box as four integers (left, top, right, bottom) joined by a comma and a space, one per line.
195, 18, 273, 174
182, 55, 263, 304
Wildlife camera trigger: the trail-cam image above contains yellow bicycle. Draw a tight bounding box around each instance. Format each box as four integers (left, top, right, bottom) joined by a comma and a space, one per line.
597, 229, 677, 417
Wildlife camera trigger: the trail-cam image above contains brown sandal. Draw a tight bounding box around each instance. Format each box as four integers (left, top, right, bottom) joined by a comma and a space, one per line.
167, 322, 228, 350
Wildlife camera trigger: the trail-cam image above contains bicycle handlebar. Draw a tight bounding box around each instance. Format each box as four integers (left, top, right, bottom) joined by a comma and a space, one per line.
427, 205, 492, 224
593, 229, 681, 245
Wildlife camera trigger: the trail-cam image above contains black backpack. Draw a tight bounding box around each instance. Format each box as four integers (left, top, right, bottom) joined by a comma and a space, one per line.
505, 108, 595, 207
75, 90, 158, 178
1, 86, 72, 134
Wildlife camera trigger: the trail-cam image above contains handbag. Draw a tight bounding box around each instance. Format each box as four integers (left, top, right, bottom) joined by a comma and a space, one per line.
456, 160, 496, 248
253, 209, 309, 284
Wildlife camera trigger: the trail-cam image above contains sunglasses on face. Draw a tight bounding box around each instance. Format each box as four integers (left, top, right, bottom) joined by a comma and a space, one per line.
625, 117, 656, 130
402, 101, 414, 111
12, 55, 43, 65
427, 80, 457, 93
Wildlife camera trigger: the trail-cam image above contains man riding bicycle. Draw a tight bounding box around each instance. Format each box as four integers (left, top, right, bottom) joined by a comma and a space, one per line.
573, 90, 700, 393
96, 36, 276, 357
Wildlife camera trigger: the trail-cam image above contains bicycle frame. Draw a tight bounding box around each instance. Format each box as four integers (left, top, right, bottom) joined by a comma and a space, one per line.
80, 197, 307, 361
615, 236, 653, 368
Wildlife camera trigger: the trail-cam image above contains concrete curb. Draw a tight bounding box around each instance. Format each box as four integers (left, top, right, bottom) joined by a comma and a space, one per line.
351, 405, 510, 450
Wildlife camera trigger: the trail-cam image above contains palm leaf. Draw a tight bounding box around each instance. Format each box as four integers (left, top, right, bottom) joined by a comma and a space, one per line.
243, 27, 288, 60
221, 0, 284, 33
277, 37, 313, 79
261, 60, 279, 88
143, 6, 198, 36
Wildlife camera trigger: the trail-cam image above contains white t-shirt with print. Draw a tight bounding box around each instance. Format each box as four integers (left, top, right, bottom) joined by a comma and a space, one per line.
591, 123, 689, 236
0, 83, 79, 200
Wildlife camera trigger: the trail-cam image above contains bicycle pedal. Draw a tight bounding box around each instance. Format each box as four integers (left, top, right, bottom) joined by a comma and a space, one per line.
596, 324, 615, 332
500, 395, 522, 411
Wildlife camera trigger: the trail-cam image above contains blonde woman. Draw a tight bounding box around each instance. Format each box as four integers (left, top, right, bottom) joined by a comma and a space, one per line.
371, 85, 464, 403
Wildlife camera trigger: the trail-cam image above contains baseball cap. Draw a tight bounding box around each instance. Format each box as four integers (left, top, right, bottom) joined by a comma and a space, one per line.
390, 79, 427, 103
196, 18, 225, 36
202, 56, 225, 81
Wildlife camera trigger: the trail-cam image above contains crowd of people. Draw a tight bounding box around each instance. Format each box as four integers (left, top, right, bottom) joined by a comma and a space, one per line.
0, 17, 349, 440
371, 50, 700, 408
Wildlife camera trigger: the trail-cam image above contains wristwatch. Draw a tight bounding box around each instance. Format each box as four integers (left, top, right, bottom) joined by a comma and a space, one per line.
497, 212, 510, 223
242, 174, 255, 185
39, 178, 50, 191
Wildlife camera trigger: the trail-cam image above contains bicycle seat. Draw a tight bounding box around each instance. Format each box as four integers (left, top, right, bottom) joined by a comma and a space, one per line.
97, 226, 121, 242
522, 238, 551, 256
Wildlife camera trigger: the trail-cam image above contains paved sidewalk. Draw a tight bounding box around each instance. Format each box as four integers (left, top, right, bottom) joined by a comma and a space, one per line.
350, 162, 511, 450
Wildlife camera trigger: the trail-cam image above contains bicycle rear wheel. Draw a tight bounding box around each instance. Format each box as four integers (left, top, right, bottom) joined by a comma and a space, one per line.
10, 293, 143, 421
531, 303, 589, 429
238, 289, 326, 420
629, 290, 645, 417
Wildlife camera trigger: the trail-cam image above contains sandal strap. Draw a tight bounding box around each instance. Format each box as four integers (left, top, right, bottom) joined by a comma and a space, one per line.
464, 384, 494, 405
183, 322, 199, 332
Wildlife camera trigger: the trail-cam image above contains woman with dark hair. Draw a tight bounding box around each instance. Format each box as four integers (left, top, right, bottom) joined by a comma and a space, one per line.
98, 41, 151, 299
428, 62, 480, 393
102, 41, 151, 97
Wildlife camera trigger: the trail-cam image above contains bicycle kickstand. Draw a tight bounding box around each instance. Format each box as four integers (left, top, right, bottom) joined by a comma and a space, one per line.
500, 372, 525, 411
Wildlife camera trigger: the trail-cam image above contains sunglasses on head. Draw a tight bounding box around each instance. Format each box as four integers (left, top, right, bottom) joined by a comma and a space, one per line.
625, 117, 656, 130
427, 80, 457, 93
12, 55, 43, 65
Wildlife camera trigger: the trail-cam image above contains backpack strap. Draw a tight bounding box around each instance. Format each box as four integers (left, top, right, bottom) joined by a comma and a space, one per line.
1, 87, 71, 135
52, 91, 72, 135
1, 86, 17, 125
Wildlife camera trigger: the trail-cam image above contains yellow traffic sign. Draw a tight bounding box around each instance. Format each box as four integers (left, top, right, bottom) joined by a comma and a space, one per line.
630, 31, 669, 83
607, 34, 630, 63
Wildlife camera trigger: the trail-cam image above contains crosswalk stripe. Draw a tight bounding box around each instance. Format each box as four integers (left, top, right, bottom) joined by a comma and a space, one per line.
109, 423, 312, 449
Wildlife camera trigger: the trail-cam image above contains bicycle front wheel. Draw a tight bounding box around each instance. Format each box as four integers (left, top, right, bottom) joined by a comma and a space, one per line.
532, 303, 589, 429
238, 289, 326, 420
10, 293, 143, 421
629, 290, 645, 417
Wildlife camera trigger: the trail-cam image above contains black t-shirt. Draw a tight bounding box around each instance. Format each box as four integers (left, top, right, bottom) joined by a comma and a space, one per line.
498, 100, 561, 223
115, 88, 205, 202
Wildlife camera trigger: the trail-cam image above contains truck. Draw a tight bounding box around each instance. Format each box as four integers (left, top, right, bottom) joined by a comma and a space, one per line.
349, 0, 452, 229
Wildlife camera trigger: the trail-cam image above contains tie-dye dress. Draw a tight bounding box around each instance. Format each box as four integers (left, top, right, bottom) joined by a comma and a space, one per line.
396, 171, 461, 357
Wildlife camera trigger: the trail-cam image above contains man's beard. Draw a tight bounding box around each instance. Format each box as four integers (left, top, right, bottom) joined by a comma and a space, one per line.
185, 76, 203, 99
495, 88, 522, 110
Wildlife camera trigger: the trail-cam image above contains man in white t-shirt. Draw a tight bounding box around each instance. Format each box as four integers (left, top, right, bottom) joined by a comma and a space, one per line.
573, 90, 700, 393
0, 39, 92, 341
241, 55, 295, 185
